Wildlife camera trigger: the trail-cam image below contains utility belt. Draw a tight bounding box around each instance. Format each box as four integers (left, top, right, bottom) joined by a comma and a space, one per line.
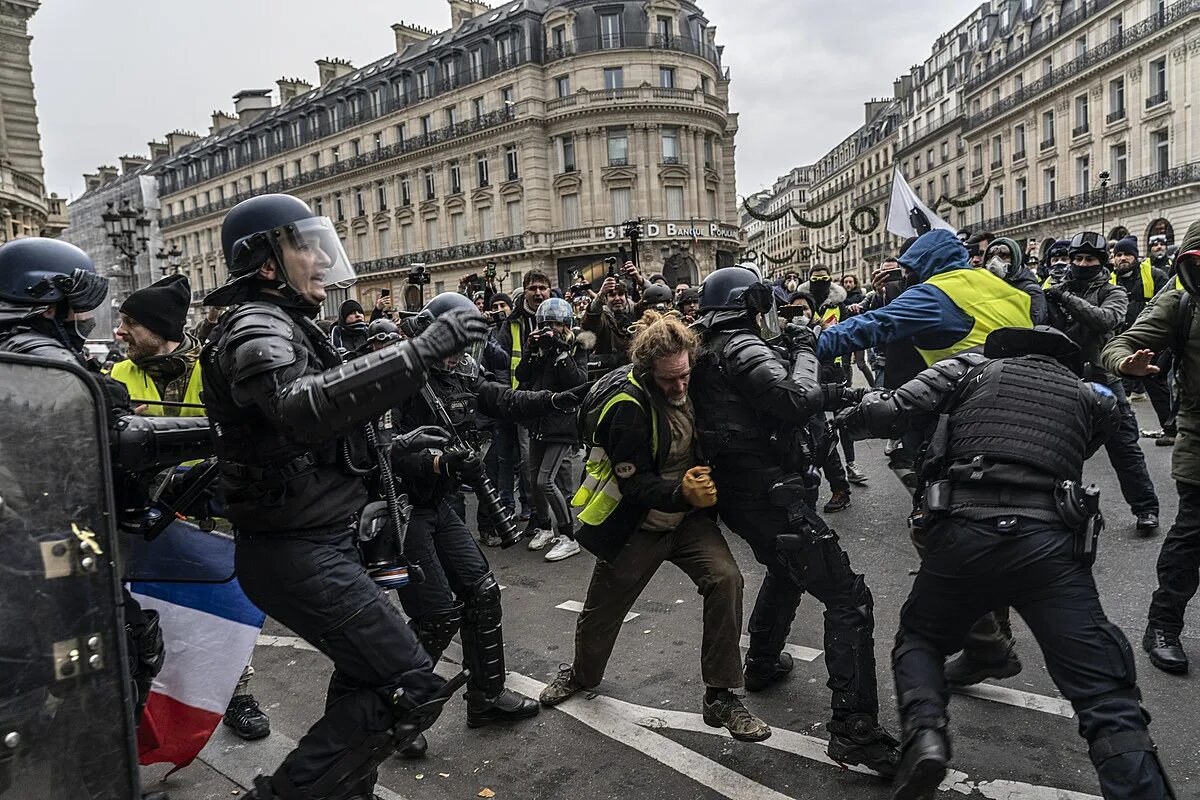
921, 479, 1103, 563
219, 452, 319, 499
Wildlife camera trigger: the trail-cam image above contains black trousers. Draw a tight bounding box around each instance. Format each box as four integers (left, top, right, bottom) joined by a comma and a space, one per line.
895, 517, 1172, 799
718, 470, 879, 721
235, 530, 442, 794
1148, 481, 1200, 636
1103, 378, 1159, 516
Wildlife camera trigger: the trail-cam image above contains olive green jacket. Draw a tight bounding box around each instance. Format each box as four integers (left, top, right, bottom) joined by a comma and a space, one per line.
1101, 287, 1200, 486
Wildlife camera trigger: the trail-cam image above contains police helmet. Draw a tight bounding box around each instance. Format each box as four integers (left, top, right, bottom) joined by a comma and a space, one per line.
367, 317, 401, 345
642, 284, 673, 306
984, 325, 1084, 377
698, 266, 770, 313
418, 291, 484, 373
0, 238, 108, 313
1046, 239, 1071, 260
209, 193, 355, 306
535, 296, 574, 326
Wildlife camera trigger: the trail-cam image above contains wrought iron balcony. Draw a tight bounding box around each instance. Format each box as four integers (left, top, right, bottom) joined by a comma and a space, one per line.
972, 167, 983, 178
1013, 149, 1026, 162
1072, 122, 1090, 137
1107, 108, 1127, 123
1040, 137, 1056, 151
661, 156, 682, 165
355, 235, 525, 276
160, 107, 515, 228
543, 32, 722, 69
990, 159, 1003, 170
975, 161, 1200, 234
1146, 91, 1169, 109
964, 0, 1197, 131
608, 157, 629, 167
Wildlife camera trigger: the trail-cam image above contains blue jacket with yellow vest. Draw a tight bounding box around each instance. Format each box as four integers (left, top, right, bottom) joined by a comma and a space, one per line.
815, 229, 1033, 366
571, 367, 696, 562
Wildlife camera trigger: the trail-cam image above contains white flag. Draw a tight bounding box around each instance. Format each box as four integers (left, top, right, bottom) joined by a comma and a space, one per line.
886, 165, 955, 239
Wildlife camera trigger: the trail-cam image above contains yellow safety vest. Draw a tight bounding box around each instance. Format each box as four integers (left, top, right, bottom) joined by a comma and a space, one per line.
820, 305, 844, 366
108, 358, 205, 417
509, 320, 522, 389
570, 371, 658, 527
915, 269, 1033, 366
1109, 260, 1156, 300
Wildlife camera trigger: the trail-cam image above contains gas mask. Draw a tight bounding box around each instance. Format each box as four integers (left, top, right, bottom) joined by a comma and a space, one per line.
784, 278, 799, 293
985, 256, 1009, 279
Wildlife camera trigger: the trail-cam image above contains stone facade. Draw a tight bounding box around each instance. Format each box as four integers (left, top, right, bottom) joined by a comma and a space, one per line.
153, 0, 739, 315
0, 0, 65, 241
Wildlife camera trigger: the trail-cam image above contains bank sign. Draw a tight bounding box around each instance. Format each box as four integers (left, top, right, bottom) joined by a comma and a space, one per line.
603, 222, 740, 241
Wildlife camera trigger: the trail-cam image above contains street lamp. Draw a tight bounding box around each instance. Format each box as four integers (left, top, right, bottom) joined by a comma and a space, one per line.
155, 244, 183, 276
101, 198, 152, 290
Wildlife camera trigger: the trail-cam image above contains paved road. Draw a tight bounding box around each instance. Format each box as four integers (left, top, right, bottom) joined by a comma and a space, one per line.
148, 403, 1198, 800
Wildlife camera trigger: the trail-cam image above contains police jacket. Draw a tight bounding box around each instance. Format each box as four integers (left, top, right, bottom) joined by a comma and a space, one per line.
573, 368, 694, 561
691, 320, 835, 485
201, 294, 428, 536
842, 352, 1119, 518
1045, 277, 1127, 380
391, 369, 556, 507
513, 333, 588, 444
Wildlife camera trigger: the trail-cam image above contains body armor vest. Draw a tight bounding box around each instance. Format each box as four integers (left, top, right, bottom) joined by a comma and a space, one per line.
947, 354, 1092, 484
202, 302, 370, 535
691, 330, 796, 473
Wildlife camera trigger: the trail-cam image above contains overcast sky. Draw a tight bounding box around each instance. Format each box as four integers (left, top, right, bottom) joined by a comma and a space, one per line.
30, 0, 973, 202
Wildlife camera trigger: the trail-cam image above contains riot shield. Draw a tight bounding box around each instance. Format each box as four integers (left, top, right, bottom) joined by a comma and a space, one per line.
0, 352, 140, 799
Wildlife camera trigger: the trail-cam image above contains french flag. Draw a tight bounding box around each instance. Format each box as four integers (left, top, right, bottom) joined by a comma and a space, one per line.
128, 522, 265, 775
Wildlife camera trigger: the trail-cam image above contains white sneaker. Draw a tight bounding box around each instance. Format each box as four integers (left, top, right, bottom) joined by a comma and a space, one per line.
527, 528, 555, 551
544, 536, 580, 562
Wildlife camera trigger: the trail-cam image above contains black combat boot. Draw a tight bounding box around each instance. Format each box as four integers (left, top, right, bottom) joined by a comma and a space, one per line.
396, 733, 427, 758
223, 693, 271, 740
943, 650, 1021, 687
827, 714, 901, 778
465, 687, 540, 727
743, 652, 794, 692
1143, 627, 1189, 674
892, 726, 950, 800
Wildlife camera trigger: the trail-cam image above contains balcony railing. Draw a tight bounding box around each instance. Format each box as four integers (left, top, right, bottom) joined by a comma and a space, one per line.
964, 0, 1123, 91
1146, 91, 1169, 109
1040, 137, 1056, 151
544, 33, 722, 69
160, 107, 515, 228
546, 84, 716, 113
896, 107, 964, 150
1013, 149, 1027, 162
1107, 108, 1127, 123
608, 157, 629, 167
975, 161, 1200, 234
355, 235, 525, 276
990, 159, 1003, 170
1072, 123, 1090, 137
964, 0, 1197, 131
972, 167, 984, 178
661, 156, 681, 165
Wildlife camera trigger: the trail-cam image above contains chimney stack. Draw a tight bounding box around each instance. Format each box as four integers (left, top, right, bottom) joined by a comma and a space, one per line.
391, 21, 434, 54
315, 58, 354, 87
147, 141, 170, 161
83, 172, 101, 192
96, 165, 119, 185
166, 130, 202, 154
119, 155, 150, 175
233, 89, 273, 124
209, 109, 238, 134
448, 0, 490, 29
277, 76, 314, 105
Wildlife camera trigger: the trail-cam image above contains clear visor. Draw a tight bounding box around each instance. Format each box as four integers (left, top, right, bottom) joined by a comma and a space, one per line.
272, 216, 357, 293
441, 344, 484, 378
82, 295, 116, 343
759, 304, 783, 341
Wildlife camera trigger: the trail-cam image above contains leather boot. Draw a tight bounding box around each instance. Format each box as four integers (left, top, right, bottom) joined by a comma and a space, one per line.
465, 687, 540, 728
892, 727, 950, 800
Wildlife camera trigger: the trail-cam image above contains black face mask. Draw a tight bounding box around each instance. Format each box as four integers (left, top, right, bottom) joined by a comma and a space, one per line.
810, 279, 831, 304
1070, 265, 1104, 283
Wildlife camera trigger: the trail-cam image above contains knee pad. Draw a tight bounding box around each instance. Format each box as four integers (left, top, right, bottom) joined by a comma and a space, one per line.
1087, 729, 1158, 768
410, 604, 463, 662
463, 573, 502, 628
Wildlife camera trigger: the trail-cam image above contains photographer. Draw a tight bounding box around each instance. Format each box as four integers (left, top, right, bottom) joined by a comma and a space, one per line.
634, 284, 675, 320
329, 298, 369, 354
584, 263, 638, 372
514, 298, 590, 562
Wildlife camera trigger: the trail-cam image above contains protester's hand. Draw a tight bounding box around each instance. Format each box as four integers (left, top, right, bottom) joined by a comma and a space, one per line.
621, 261, 643, 285
600, 276, 618, 296
870, 268, 889, 295
681, 466, 717, 508
847, 303, 863, 314
1119, 349, 1160, 377
1044, 285, 1064, 303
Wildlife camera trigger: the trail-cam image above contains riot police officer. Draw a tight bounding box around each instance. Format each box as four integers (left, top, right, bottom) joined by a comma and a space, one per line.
689, 266, 900, 776
388, 291, 584, 738
200, 194, 488, 799
837, 326, 1175, 800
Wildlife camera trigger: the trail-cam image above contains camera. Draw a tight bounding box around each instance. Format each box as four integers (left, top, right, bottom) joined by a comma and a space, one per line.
485, 261, 498, 280
406, 263, 430, 286
605, 256, 619, 279
621, 219, 644, 240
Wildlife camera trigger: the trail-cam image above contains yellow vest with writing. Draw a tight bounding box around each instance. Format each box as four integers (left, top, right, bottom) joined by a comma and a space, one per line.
571, 371, 659, 527
915, 269, 1033, 366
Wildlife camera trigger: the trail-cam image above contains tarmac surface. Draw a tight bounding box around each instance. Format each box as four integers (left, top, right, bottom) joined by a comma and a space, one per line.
148, 401, 1198, 800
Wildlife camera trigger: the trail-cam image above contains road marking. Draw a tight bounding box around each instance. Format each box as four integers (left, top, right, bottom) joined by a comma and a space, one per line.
256, 633, 318, 652
738, 634, 823, 663
196, 726, 408, 800
555, 599, 639, 623
952, 683, 1076, 719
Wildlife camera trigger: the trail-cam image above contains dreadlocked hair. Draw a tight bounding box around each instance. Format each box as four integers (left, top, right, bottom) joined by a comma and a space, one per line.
629, 310, 698, 376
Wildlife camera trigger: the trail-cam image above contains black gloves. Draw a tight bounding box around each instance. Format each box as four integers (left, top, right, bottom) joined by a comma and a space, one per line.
820, 383, 865, 410
410, 309, 490, 368
393, 425, 452, 453
784, 322, 817, 353
1044, 285, 1065, 303
551, 382, 592, 411
440, 446, 483, 483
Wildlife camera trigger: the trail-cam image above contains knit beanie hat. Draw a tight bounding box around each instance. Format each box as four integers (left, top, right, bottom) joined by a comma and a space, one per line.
489, 292, 513, 309
1114, 237, 1139, 258
120, 274, 190, 342
339, 299, 365, 321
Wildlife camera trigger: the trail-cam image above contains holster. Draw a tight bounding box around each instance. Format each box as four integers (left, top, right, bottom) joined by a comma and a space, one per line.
1054, 480, 1104, 565
768, 473, 833, 553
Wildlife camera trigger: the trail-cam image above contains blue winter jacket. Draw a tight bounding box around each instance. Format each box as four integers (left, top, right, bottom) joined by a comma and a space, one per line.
815, 229, 976, 362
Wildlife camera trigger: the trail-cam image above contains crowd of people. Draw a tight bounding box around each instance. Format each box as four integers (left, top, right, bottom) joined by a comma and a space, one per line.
2, 188, 1197, 800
